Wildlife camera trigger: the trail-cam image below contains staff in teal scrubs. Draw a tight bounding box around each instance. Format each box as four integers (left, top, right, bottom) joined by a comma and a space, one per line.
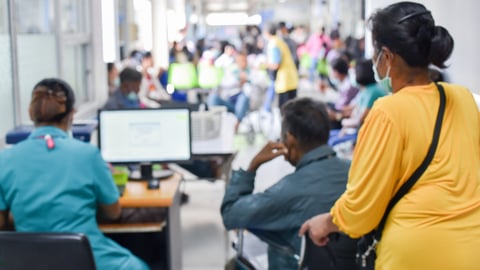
0, 78, 149, 270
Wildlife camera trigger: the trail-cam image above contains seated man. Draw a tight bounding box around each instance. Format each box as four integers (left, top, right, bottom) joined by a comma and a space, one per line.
103, 67, 143, 109
221, 98, 357, 269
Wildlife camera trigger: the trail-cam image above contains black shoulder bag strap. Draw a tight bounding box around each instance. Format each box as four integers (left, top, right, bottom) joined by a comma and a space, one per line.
375, 82, 446, 240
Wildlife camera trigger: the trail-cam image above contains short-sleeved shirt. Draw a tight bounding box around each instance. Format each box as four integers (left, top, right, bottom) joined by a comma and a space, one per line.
356, 83, 388, 110
103, 89, 141, 109
0, 126, 148, 270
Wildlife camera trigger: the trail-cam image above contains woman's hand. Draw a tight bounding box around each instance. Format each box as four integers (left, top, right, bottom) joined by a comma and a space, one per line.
299, 213, 339, 246
247, 141, 288, 172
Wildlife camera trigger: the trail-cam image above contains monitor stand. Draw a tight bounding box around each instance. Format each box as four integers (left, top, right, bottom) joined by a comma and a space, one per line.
129, 163, 174, 189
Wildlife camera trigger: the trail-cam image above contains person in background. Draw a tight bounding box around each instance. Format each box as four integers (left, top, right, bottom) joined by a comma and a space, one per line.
300, 2, 480, 270
103, 67, 143, 109
221, 98, 357, 270
328, 58, 387, 146
138, 52, 171, 108
304, 26, 331, 82
208, 53, 251, 133
214, 42, 237, 69
341, 58, 388, 129
107, 62, 119, 96
327, 57, 359, 129
0, 78, 149, 270
122, 50, 143, 69
263, 23, 298, 112
169, 40, 194, 64
278, 21, 298, 68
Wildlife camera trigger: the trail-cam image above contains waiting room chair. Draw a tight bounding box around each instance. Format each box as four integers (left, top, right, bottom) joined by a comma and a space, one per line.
231, 229, 358, 270
0, 231, 96, 270
299, 233, 358, 270
197, 64, 223, 89
168, 62, 198, 90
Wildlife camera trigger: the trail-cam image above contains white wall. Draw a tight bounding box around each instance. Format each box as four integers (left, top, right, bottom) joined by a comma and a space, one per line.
0, 35, 14, 148
17, 35, 58, 124
365, 0, 480, 94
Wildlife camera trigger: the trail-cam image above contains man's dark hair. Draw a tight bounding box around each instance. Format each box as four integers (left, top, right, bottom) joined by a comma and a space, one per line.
331, 57, 349, 75
281, 98, 330, 148
119, 67, 142, 83
355, 58, 376, 86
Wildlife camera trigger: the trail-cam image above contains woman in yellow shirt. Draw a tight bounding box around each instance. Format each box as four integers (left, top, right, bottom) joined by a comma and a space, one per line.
299, 2, 480, 270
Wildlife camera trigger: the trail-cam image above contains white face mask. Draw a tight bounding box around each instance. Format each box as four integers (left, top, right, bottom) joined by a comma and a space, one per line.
127, 91, 138, 101
372, 51, 392, 92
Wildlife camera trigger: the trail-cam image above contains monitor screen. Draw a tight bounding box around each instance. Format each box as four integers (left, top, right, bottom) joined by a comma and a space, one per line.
98, 108, 191, 164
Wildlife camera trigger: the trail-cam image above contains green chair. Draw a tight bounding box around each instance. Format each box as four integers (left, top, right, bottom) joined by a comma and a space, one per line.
198, 64, 224, 89
317, 58, 329, 77
168, 63, 198, 90
299, 54, 312, 70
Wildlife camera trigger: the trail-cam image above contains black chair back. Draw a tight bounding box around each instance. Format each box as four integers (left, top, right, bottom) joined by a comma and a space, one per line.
0, 232, 96, 270
300, 233, 358, 270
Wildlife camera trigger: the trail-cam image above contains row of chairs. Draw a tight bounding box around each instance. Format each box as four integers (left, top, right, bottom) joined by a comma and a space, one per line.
168, 63, 224, 90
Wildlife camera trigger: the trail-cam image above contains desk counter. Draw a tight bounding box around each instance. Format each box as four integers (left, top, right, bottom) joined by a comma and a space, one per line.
119, 174, 181, 208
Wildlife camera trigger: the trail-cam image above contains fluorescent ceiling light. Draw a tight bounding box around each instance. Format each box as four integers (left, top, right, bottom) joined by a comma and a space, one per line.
206, 12, 262, 26
228, 2, 249, 10
207, 2, 225, 11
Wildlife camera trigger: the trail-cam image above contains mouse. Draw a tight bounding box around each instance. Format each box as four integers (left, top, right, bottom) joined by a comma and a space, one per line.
147, 179, 160, 189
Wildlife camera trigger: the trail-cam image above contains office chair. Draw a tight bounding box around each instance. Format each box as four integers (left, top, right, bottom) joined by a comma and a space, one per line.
0, 232, 96, 270
299, 233, 358, 270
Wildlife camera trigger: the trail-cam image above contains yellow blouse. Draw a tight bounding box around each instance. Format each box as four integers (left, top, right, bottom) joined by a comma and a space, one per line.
331, 82, 480, 270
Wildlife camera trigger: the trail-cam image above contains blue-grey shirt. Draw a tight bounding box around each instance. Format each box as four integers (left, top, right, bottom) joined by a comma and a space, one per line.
0, 126, 148, 270
221, 145, 350, 269
103, 89, 140, 109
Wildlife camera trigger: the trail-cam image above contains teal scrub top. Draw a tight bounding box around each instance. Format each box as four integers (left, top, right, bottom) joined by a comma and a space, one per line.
357, 83, 388, 110
0, 126, 149, 270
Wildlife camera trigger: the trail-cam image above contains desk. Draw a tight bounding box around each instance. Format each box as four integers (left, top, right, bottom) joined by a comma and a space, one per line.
191, 112, 237, 182
102, 174, 182, 270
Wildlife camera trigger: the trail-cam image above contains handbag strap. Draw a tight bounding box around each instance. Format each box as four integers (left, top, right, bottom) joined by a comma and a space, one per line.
374, 82, 446, 240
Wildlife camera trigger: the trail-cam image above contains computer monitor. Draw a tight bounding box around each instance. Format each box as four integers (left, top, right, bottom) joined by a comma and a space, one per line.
97, 108, 191, 181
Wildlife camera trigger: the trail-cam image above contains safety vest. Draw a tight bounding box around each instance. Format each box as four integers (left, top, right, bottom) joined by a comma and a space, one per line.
269, 36, 298, 93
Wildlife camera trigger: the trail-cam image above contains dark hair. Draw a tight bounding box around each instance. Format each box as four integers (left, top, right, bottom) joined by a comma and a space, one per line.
368, 1, 454, 68
119, 67, 142, 83
107, 62, 115, 73
281, 98, 330, 148
267, 23, 277, 35
355, 59, 376, 86
30, 78, 75, 124
278, 21, 286, 29
142, 51, 152, 59
331, 57, 349, 75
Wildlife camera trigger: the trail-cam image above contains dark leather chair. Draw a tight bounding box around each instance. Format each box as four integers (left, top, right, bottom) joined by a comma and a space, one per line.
299, 233, 359, 270
0, 232, 96, 270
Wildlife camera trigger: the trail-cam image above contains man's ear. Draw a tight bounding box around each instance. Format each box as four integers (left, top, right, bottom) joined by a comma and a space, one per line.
285, 131, 297, 147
